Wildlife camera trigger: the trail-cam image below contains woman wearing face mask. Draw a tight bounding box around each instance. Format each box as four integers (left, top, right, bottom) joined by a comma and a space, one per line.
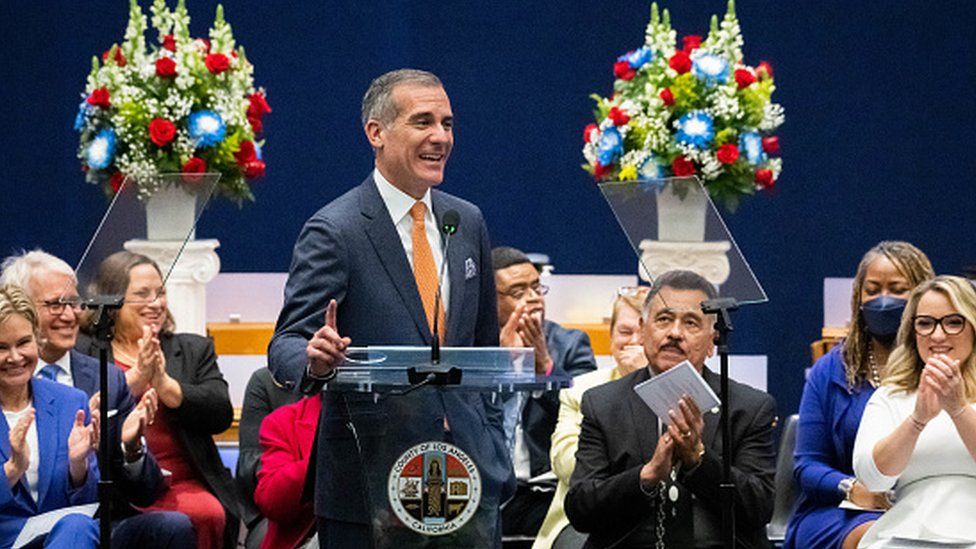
784, 242, 933, 549
534, 286, 649, 549
853, 276, 976, 547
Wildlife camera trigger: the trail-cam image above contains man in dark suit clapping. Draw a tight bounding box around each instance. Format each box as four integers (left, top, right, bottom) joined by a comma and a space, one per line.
565, 270, 777, 549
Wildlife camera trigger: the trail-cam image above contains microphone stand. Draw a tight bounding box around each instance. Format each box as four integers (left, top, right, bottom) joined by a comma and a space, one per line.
82, 294, 124, 549
700, 297, 738, 549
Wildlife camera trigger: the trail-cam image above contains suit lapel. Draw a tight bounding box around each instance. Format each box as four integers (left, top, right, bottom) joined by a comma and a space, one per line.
69, 350, 95, 396
700, 369, 722, 449
432, 194, 467, 345
33, 380, 57, 508
626, 369, 660, 460
360, 177, 432, 343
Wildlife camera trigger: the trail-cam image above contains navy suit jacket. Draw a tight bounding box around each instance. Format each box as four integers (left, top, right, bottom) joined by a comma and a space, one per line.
68, 350, 164, 509
268, 175, 513, 524
0, 378, 99, 548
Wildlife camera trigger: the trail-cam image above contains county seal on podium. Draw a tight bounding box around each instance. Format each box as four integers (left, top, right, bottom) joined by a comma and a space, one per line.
388, 442, 481, 535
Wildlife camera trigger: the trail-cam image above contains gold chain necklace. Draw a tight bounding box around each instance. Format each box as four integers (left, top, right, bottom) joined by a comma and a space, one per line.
867, 347, 882, 387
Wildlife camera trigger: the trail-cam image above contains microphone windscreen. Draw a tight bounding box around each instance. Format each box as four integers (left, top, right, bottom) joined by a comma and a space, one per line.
441, 210, 460, 235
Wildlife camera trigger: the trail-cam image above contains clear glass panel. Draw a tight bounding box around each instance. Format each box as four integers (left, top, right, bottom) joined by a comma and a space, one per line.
598, 176, 767, 307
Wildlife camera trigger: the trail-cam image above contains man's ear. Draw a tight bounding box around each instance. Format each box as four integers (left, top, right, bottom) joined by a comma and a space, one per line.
364, 119, 384, 149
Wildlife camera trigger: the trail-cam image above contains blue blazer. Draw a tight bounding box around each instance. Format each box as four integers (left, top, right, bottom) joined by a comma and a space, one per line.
68, 350, 164, 508
0, 378, 99, 548
268, 175, 513, 524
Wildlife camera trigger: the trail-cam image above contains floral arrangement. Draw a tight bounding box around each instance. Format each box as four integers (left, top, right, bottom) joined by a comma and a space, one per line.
76, 0, 271, 204
582, 1, 784, 211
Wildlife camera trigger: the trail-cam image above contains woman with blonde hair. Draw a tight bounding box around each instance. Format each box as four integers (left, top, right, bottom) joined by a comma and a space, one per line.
853, 275, 976, 547
785, 241, 934, 549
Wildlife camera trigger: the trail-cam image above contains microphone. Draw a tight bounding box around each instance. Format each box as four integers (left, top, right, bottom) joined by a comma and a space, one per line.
431, 209, 460, 364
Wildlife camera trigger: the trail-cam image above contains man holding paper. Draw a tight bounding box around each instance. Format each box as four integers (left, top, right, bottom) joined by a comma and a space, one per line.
565, 270, 777, 548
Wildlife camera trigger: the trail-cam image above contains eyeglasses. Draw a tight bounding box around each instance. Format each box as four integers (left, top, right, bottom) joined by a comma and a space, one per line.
498, 283, 549, 300
38, 297, 82, 315
913, 314, 968, 336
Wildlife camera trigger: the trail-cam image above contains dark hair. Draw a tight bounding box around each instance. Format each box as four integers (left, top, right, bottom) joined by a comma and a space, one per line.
642, 270, 718, 319
491, 246, 533, 272
81, 251, 175, 336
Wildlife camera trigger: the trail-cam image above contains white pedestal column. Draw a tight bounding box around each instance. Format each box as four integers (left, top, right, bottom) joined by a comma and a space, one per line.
123, 239, 220, 336
637, 240, 731, 287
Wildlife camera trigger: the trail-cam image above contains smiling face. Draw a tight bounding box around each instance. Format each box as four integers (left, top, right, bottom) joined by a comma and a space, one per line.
495, 262, 545, 327
29, 271, 80, 363
366, 83, 453, 199
117, 263, 167, 341
915, 289, 974, 365
641, 287, 715, 374
0, 314, 38, 393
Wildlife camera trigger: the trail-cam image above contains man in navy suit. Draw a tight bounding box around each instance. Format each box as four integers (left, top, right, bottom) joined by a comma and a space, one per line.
1, 251, 195, 547
269, 69, 514, 547
491, 246, 596, 537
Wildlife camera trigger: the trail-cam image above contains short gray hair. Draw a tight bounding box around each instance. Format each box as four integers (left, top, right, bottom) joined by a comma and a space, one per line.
361, 69, 443, 126
642, 270, 718, 320
0, 250, 76, 298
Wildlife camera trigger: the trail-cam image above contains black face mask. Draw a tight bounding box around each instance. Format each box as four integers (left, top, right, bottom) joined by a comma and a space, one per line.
860, 295, 908, 342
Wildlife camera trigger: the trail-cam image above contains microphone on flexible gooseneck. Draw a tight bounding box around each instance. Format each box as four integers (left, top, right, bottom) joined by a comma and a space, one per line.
431, 209, 460, 364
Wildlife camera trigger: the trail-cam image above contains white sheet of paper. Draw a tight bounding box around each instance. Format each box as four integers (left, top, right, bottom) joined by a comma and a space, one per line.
13, 503, 99, 549
633, 361, 721, 423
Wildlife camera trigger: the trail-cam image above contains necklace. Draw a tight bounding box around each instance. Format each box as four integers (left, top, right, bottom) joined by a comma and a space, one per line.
867, 347, 882, 387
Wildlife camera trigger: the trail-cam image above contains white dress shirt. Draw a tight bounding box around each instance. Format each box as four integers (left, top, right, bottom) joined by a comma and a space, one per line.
33, 352, 73, 386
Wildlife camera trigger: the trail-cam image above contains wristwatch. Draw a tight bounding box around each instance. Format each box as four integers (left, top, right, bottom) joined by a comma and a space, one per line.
838, 477, 856, 500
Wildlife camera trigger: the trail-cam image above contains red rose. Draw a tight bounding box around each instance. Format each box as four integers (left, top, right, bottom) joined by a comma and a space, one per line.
669, 51, 692, 74
109, 172, 126, 194
583, 123, 598, 143
244, 160, 266, 179
659, 88, 675, 106
205, 53, 230, 74
102, 46, 126, 67
672, 156, 696, 176
755, 169, 774, 188
248, 115, 264, 135
86, 87, 111, 108
162, 34, 177, 52
247, 93, 272, 119
607, 106, 630, 126
734, 68, 756, 89
716, 144, 739, 165
155, 57, 177, 78
682, 35, 702, 53
757, 61, 774, 79
593, 162, 613, 180
148, 118, 177, 147
613, 60, 636, 81
235, 140, 257, 165
762, 136, 780, 156
181, 157, 207, 184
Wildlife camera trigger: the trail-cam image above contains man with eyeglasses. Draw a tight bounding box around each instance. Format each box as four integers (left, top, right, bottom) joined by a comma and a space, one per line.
0, 250, 194, 548
565, 269, 777, 548
490, 246, 597, 540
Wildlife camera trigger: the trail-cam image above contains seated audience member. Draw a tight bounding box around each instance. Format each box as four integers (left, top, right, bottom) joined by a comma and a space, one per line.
75, 251, 242, 548
237, 367, 302, 548
253, 394, 322, 549
853, 275, 976, 547
785, 242, 934, 549
565, 270, 777, 549
492, 247, 597, 538
1, 250, 195, 547
535, 286, 649, 549
0, 284, 99, 548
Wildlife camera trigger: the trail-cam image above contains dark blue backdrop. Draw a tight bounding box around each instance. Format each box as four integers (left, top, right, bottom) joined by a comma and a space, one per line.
3, 1, 975, 418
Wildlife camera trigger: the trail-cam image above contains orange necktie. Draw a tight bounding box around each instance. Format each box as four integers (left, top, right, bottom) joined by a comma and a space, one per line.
409, 202, 445, 342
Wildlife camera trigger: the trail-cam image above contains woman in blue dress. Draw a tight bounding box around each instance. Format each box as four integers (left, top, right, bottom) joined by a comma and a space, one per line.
784, 241, 934, 549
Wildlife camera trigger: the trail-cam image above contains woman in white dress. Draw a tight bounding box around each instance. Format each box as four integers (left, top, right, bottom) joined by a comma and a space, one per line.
853, 275, 976, 547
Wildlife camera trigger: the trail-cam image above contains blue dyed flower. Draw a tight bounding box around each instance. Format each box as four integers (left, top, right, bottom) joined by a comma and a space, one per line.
254, 141, 263, 161
692, 53, 730, 87
675, 111, 714, 149
74, 102, 91, 132
597, 127, 623, 165
187, 110, 226, 147
618, 46, 654, 70
638, 156, 663, 179
738, 131, 767, 166
85, 129, 116, 170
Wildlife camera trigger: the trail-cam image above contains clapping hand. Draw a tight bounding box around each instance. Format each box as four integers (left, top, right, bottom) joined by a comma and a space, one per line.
922, 354, 968, 416
4, 408, 35, 486
122, 388, 157, 457
128, 325, 163, 394
67, 409, 98, 487
499, 303, 527, 348
306, 299, 351, 378
666, 396, 706, 469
